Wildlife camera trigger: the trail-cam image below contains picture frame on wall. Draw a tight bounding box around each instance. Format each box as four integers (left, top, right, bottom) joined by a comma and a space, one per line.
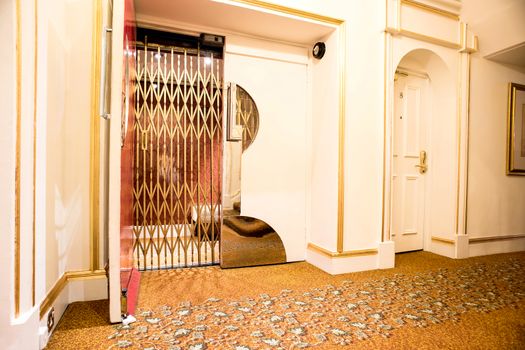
506, 82, 525, 175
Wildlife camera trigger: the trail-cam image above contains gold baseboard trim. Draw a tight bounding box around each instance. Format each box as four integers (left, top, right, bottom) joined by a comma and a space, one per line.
431, 236, 456, 245
39, 274, 67, 319
67, 269, 107, 281
39, 269, 107, 319
469, 234, 525, 244
308, 243, 378, 258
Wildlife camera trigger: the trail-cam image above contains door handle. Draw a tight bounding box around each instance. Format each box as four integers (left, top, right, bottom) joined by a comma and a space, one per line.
415, 150, 427, 174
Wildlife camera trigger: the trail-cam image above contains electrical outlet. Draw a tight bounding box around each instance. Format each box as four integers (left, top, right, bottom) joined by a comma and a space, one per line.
47, 307, 55, 332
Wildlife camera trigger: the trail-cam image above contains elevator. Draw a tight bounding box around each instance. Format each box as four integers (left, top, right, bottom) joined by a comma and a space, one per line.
129, 29, 224, 270
107, 0, 342, 322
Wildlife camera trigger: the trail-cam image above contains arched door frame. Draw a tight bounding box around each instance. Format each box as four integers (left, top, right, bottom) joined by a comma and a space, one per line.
382, 35, 472, 260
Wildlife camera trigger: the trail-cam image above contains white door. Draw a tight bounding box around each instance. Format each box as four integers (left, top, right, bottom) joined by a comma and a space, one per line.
224, 37, 308, 262
392, 74, 428, 253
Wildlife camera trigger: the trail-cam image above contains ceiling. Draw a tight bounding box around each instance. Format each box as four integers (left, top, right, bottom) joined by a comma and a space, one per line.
135, 0, 337, 46
486, 42, 525, 69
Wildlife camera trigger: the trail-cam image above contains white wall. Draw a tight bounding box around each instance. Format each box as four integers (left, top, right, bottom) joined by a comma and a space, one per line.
45, 0, 93, 292
310, 30, 340, 251
461, 0, 525, 245
1, 0, 104, 348
263, 0, 387, 251
466, 58, 525, 236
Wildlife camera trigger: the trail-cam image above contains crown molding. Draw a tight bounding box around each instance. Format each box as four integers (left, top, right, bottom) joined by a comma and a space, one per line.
410, 0, 461, 16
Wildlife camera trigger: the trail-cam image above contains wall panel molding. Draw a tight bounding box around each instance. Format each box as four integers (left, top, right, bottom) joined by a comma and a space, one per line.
90, 0, 102, 273
469, 234, 525, 244
385, 0, 478, 53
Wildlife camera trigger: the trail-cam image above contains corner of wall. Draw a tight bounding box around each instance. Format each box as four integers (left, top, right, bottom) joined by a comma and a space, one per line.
455, 234, 469, 258
5, 307, 41, 350
377, 241, 395, 269
38, 274, 108, 350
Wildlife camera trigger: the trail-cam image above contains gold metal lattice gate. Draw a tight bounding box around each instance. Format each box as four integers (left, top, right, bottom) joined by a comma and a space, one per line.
133, 45, 223, 269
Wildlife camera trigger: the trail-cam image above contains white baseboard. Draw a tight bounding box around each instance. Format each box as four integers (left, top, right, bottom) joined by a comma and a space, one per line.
469, 236, 525, 257
430, 238, 455, 258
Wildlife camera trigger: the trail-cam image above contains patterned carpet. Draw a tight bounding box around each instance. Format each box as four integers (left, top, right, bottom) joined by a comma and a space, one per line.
46, 252, 525, 349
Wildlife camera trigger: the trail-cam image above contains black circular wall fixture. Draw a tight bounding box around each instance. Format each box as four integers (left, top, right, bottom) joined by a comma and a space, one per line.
312, 42, 326, 59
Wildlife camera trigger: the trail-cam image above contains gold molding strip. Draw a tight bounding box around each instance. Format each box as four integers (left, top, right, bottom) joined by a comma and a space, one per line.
469, 234, 525, 244
431, 235, 455, 245
39, 274, 67, 319
386, 27, 461, 50
39, 270, 107, 319
336, 23, 347, 253
229, 0, 344, 25
381, 28, 389, 243
15, 0, 22, 318
464, 53, 472, 235
401, 0, 459, 21
32, 0, 38, 308
454, 51, 462, 235
308, 243, 378, 258
90, 0, 102, 272
67, 269, 107, 280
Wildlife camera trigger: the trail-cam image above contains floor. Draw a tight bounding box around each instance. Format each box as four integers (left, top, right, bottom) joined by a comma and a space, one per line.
46, 251, 525, 349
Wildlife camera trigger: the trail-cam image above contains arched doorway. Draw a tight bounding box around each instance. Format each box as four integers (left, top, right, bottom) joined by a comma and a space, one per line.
389, 48, 455, 253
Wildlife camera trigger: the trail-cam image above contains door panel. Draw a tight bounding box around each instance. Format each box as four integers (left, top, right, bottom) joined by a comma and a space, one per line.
119, 0, 139, 320
224, 44, 307, 262
392, 75, 427, 253
120, 0, 136, 290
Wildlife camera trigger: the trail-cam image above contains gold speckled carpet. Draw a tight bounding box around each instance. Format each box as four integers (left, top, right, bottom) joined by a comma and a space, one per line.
46, 252, 525, 349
